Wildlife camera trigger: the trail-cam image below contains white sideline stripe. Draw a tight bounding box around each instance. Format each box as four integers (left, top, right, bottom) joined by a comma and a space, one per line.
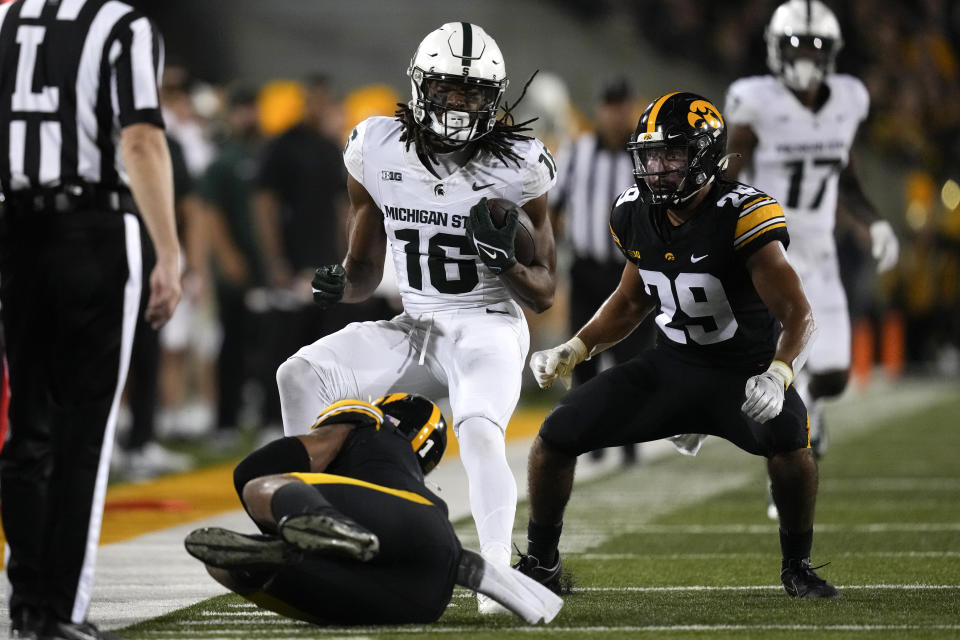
572, 584, 960, 592
575, 551, 960, 560
445, 583, 960, 596
611, 523, 960, 534
147, 624, 960, 634
200, 610, 280, 617
822, 477, 960, 491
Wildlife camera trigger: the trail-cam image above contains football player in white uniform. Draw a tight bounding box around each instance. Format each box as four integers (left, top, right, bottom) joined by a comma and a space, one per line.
724, 0, 899, 490
275, 23, 558, 614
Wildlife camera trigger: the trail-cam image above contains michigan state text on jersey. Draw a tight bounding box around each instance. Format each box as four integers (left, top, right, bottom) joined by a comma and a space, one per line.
275, 22, 558, 616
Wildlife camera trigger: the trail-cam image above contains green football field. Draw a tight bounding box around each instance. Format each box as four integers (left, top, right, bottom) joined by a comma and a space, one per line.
122, 385, 960, 639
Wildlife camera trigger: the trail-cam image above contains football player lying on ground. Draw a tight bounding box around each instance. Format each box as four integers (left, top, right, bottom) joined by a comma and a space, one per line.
516, 92, 838, 599
185, 394, 562, 625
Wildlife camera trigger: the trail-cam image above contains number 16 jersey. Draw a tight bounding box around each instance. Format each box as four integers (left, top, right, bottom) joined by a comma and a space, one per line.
344, 116, 556, 316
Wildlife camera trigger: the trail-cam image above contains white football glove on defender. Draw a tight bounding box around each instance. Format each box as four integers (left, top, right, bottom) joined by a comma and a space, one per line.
741, 360, 794, 424
869, 220, 899, 273
529, 337, 588, 389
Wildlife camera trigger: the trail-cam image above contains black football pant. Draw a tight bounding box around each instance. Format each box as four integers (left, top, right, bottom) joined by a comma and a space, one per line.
0, 209, 147, 623
238, 478, 461, 624
540, 347, 809, 458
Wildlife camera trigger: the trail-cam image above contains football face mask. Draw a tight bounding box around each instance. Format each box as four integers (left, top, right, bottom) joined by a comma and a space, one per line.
420, 76, 503, 142
631, 143, 691, 205
777, 34, 836, 91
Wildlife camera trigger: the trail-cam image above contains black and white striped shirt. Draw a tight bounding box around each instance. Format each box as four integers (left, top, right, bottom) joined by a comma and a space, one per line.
0, 0, 164, 192
550, 132, 636, 264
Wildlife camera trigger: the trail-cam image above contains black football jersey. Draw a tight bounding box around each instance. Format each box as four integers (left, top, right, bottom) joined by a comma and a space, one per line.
609, 179, 789, 371
326, 423, 447, 515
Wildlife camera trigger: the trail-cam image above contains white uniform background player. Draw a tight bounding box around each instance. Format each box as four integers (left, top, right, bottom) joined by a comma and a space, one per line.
724, 0, 899, 468
274, 23, 559, 614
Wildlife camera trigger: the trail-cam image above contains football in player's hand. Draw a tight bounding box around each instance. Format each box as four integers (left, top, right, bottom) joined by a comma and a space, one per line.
485, 198, 536, 266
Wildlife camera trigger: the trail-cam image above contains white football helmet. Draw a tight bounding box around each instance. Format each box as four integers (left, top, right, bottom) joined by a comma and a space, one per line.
407, 22, 508, 144
765, 0, 843, 91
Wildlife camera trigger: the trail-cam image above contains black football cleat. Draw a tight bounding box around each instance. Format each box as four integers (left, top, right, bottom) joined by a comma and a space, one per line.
41, 619, 116, 640
278, 508, 380, 562
514, 549, 564, 594
184, 527, 301, 570
781, 558, 840, 599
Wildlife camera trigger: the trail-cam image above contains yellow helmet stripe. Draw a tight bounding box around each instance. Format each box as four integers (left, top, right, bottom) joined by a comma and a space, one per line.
309, 399, 383, 431
410, 402, 443, 451
375, 392, 409, 406
646, 91, 680, 133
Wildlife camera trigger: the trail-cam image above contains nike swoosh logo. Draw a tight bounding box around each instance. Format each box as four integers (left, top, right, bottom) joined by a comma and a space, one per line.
478, 245, 500, 259
690, 254, 709, 263
486, 308, 509, 315
472, 182, 496, 191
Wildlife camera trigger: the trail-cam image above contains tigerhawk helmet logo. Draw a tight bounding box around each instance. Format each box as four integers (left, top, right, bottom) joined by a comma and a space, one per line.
688, 100, 723, 130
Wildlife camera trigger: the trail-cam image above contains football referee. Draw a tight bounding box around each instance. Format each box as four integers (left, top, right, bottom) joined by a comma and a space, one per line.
548, 78, 654, 464
0, 1, 180, 638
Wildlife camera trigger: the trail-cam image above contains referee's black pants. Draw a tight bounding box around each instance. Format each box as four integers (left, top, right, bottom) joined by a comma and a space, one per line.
0, 208, 147, 624
569, 256, 656, 383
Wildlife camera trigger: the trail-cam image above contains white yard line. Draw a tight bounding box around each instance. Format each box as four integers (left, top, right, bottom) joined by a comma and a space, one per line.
1, 378, 953, 635
143, 624, 960, 634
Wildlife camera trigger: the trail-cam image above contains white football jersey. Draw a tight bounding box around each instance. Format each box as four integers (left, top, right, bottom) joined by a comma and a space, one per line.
344, 116, 556, 315
724, 74, 869, 239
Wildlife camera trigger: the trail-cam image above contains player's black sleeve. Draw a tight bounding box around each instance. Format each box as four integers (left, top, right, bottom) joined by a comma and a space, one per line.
608, 192, 641, 265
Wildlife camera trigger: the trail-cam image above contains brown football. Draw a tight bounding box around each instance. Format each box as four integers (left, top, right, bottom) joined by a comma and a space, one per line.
484, 198, 536, 266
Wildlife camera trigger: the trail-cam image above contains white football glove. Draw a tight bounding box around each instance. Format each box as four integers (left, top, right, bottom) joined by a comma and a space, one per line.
741, 360, 794, 424
869, 220, 899, 273
529, 337, 588, 389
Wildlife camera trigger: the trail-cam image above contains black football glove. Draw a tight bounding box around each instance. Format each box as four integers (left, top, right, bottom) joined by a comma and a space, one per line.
311, 264, 346, 308
465, 197, 517, 274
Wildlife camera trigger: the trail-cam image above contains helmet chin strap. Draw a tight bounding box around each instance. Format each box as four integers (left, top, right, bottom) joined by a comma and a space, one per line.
675, 174, 715, 207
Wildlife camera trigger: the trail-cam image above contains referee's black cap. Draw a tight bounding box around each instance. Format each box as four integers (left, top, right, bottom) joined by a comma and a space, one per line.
599, 76, 635, 104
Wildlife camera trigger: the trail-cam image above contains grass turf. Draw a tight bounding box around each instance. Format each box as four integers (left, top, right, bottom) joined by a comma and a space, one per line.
120, 385, 960, 639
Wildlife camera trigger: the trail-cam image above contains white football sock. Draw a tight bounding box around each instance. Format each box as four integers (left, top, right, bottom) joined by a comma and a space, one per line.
457, 417, 517, 555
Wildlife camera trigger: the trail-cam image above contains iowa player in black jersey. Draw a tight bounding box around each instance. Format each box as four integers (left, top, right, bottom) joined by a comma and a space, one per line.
184, 393, 562, 625
518, 92, 838, 599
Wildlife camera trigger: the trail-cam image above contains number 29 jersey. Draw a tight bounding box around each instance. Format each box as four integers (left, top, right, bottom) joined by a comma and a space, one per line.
723, 74, 868, 240
609, 179, 789, 372
344, 116, 556, 315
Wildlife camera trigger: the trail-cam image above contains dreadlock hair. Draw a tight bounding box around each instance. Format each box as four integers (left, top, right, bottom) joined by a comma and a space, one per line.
396, 71, 540, 174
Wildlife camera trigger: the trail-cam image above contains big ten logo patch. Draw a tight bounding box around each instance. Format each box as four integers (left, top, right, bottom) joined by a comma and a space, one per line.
381, 170, 403, 182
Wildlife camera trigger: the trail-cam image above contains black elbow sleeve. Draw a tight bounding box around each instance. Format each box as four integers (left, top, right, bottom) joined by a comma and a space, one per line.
232, 436, 311, 499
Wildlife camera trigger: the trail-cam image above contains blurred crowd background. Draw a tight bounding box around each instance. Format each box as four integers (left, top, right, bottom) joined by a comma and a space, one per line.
102, 0, 960, 478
